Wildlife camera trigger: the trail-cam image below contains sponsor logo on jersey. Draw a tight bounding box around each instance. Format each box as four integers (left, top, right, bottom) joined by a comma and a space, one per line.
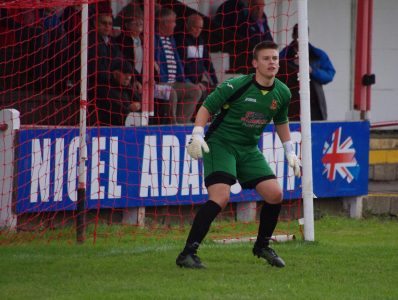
240, 111, 268, 128
270, 99, 278, 110
322, 127, 359, 183
244, 97, 257, 103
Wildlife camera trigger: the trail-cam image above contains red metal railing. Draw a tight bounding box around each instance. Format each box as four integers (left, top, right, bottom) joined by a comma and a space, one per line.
370, 121, 398, 129
354, 0, 374, 114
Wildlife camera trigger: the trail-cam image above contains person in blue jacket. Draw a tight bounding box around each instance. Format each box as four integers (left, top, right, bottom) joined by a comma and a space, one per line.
279, 23, 335, 121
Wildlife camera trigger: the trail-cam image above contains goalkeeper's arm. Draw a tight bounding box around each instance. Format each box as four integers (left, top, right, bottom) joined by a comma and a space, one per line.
186, 106, 211, 159
194, 106, 211, 128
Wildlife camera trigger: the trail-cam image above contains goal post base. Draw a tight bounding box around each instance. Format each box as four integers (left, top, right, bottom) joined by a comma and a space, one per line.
213, 234, 295, 244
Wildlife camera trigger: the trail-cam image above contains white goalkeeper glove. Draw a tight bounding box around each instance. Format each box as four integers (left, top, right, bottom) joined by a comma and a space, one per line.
187, 126, 209, 159
283, 141, 301, 178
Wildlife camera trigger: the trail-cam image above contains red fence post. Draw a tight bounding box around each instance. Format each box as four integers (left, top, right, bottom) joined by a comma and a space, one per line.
354, 0, 375, 117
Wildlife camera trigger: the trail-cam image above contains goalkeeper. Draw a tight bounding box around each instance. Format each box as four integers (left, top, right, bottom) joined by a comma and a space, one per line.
176, 41, 301, 269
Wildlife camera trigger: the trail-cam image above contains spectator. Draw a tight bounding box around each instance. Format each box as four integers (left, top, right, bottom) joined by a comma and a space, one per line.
175, 14, 219, 120
113, 0, 149, 29
0, 9, 16, 47
114, 8, 144, 83
176, 14, 218, 89
62, 5, 82, 90
97, 60, 141, 126
3, 7, 69, 90
42, 7, 66, 42
279, 24, 336, 121
40, 7, 68, 90
88, 2, 137, 126
6, 8, 45, 53
212, 0, 247, 31
116, 5, 177, 125
4, 8, 49, 88
155, 7, 202, 124
237, 0, 273, 46
235, 0, 273, 73
211, 1, 248, 73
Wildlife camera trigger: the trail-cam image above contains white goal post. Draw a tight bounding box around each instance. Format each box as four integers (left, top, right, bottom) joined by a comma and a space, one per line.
297, 0, 315, 241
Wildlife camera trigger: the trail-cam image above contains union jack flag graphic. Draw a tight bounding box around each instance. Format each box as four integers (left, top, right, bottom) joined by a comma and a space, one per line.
322, 127, 359, 183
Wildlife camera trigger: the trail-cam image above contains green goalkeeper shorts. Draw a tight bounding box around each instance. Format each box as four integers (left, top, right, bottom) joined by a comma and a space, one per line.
203, 140, 276, 189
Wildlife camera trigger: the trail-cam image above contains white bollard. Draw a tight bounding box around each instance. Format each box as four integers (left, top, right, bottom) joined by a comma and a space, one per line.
125, 112, 144, 127
343, 196, 363, 219
236, 201, 257, 222
0, 109, 20, 230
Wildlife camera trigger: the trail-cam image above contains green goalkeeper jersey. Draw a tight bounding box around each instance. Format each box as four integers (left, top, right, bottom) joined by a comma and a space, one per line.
203, 74, 291, 146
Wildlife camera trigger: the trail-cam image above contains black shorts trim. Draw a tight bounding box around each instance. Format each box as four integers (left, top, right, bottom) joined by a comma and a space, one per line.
240, 175, 276, 190
205, 171, 236, 188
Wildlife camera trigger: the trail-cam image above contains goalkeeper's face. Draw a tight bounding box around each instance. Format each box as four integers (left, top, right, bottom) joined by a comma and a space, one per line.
252, 48, 279, 79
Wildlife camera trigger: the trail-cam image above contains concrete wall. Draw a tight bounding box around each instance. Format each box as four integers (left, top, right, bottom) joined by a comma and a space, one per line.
306, 0, 398, 125
372, 0, 398, 125
307, 0, 354, 122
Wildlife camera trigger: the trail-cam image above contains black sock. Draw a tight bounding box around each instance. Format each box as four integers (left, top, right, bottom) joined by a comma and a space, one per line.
255, 202, 282, 249
182, 200, 222, 255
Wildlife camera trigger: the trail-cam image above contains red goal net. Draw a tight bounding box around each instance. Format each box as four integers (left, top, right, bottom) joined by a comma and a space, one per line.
0, 0, 302, 244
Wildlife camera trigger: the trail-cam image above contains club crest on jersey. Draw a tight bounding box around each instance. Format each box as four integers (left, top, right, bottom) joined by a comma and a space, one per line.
270, 99, 278, 110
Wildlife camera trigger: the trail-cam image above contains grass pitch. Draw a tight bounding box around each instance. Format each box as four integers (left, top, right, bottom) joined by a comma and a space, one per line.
1, 216, 397, 299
